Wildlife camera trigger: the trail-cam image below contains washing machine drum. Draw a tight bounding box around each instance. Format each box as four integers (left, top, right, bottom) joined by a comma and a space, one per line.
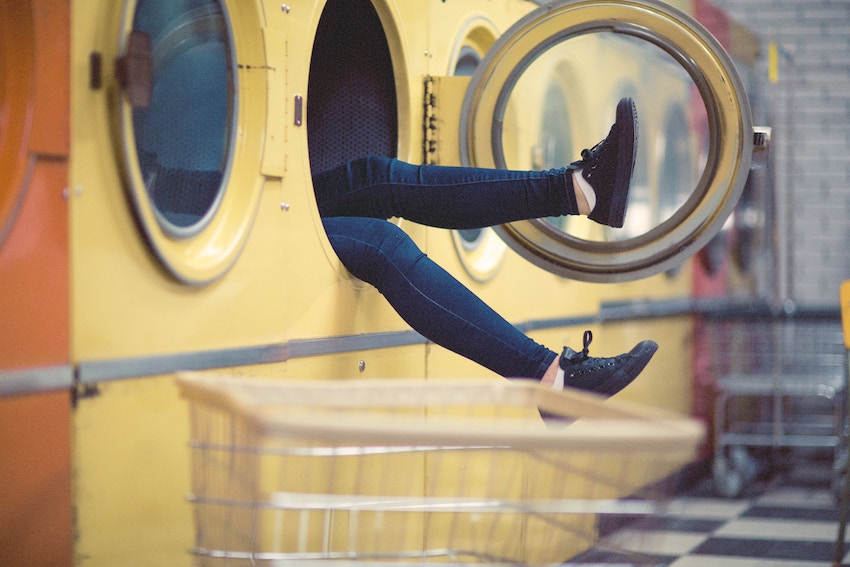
307, 0, 398, 175
131, 1, 231, 228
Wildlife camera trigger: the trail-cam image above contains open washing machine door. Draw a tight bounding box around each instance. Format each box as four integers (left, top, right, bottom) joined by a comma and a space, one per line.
459, 0, 769, 283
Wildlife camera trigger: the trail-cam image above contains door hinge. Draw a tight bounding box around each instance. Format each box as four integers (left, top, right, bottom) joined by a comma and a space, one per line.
422, 76, 438, 165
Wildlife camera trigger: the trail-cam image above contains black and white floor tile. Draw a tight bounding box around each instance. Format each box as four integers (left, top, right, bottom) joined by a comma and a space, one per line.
573, 452, 849, 566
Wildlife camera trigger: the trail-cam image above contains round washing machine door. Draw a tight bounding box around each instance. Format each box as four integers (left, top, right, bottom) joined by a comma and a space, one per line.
114, 0, 266, 284
459, 0, 765, 283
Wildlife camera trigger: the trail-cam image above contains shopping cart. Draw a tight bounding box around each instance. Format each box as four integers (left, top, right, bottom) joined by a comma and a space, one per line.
177, 375, 704, 566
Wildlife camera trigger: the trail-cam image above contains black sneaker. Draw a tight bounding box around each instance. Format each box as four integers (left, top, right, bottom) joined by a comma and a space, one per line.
557, 330, 657, 397
570, 97, 638, 228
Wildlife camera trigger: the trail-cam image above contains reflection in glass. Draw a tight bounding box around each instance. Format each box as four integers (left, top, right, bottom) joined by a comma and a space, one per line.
658, 104, 698, 223
535, 82, 574, 231
131, 0, 234, 230
500, 32, 705, 242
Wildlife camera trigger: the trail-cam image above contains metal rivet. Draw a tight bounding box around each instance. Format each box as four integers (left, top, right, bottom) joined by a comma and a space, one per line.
358, 360, 366, 373
281, 4, 290, 13
280, 202, 290, 211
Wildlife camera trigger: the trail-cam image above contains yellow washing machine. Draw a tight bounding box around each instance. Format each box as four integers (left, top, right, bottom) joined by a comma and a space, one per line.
0, 2, 73, 566
70, 0, 336, 375
70, 0, 766, 564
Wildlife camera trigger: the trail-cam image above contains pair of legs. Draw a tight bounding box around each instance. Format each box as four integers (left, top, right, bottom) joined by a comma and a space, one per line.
313, 99, 656, 395
316, 157, 575, 381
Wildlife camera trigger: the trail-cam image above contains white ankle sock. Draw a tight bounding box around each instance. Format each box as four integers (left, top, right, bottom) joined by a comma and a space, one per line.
552, 367, 565, 390
574, 173, 596, 212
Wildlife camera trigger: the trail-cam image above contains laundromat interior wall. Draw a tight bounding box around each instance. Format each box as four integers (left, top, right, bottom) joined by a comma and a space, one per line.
0, 0, 800, 565
711, 0, 850, 308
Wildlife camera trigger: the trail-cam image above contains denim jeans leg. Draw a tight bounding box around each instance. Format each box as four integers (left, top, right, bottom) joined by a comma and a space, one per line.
322, 216, 557, 378
313, 156, 577, 229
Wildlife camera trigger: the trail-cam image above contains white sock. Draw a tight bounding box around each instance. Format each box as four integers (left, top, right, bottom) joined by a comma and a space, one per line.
552, 367, 565, 390
574, 172, 596, 212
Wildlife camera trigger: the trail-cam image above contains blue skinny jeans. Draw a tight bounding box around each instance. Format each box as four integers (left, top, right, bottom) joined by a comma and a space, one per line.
314, 156, 578, 379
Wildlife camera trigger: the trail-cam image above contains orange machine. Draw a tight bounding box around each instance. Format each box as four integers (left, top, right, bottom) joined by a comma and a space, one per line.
0, 2, 72, 565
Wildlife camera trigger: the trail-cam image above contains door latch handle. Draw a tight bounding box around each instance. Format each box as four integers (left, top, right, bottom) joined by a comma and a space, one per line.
115, 31, 153, 109
751, 126, 771, 169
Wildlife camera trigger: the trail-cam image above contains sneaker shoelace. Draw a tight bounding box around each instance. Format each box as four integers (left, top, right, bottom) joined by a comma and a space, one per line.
559, 330, 621, 379
563, 329, 593, 363
570, 125, 616, 180
551, 331, 586, 390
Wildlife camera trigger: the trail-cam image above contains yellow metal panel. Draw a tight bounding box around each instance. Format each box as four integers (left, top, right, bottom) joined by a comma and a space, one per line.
73, 376, 194, 567
260, 27, 287, 177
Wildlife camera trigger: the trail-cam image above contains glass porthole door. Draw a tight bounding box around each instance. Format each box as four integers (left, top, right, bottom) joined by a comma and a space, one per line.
116, 0, 265, 284
460, 0, 767, 283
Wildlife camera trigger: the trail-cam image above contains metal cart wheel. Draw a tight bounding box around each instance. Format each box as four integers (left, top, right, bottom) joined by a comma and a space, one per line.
713, 446, 758, 498
832, 445, 848, 502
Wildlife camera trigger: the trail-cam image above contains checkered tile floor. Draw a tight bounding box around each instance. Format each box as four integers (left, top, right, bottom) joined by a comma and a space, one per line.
571, 452, 849, 566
